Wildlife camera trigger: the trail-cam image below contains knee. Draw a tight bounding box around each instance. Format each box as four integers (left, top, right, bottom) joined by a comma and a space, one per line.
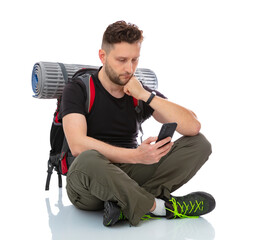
66, 182, 104, 211
78, 149, 103, 166
192, 133, 212, 159
69, 149, 109, 174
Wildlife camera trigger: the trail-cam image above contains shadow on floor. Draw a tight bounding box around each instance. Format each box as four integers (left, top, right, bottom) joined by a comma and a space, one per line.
46, 189, 215, 240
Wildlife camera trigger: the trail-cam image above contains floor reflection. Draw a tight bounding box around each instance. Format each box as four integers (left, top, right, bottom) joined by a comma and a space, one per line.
46, 189, 215, 240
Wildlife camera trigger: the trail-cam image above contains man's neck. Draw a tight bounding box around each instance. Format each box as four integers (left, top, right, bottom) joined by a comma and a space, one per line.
98, 68, 125, 98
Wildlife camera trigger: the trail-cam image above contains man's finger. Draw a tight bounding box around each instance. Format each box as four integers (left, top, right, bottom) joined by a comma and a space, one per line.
143, 136, 157, 144
155, 137, 171, 148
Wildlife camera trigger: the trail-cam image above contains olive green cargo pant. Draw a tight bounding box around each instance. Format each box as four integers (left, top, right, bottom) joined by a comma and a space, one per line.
66, 133, 212, 226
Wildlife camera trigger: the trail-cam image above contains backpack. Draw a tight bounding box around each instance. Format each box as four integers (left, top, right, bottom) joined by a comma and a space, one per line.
45, 68, 144, 190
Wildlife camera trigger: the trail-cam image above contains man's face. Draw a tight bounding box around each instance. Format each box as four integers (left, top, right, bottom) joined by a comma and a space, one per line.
102, 41, 141, 86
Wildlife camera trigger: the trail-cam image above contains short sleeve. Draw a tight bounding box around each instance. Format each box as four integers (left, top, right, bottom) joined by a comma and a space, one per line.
58, 79, 87, 121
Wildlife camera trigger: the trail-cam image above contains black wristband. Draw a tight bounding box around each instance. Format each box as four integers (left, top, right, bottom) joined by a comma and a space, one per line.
146, 92, 156, 105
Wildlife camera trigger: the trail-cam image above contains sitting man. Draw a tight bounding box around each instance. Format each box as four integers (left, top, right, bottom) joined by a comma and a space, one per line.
59, 20, 215, 227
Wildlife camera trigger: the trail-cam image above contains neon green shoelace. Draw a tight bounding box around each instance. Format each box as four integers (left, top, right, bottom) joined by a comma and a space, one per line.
166, 197, 202, 219
118, 212, 159, 222
118, 211, 126, 220
141, 214, 160, 221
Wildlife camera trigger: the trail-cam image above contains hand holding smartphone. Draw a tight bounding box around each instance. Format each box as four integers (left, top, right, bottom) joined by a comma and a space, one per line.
156, 122, 177, 147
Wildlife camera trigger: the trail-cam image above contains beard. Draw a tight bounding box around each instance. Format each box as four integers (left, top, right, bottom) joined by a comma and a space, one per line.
105, 61, 133, 86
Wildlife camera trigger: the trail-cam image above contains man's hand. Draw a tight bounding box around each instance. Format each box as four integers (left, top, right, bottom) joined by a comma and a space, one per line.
135, 136, 173, 164
123, 76, 150, 101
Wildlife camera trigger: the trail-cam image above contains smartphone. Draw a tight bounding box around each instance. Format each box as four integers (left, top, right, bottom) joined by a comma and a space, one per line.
156, 122, 177, 145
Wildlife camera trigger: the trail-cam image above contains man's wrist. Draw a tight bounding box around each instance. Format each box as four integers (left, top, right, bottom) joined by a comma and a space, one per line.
140, 91, 151, 102
145, 92, 156, 105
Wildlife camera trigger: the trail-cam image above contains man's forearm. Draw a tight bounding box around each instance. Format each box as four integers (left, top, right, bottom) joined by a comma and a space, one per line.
124, 77, 201, 136
72, 135, 137, 164
147, 95, 201, 136
72, 134, 173, 165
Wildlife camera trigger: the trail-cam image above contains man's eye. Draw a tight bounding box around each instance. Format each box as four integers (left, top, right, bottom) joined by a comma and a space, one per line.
118, 59, 126, 62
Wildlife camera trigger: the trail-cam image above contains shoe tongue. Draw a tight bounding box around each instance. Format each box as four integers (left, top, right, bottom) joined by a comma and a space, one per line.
165, 202, 175, 219
165, 199, 183, 219
166, 210, 174, 219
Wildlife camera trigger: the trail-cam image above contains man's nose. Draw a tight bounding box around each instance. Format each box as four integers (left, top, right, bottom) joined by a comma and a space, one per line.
124, 61, 133, 74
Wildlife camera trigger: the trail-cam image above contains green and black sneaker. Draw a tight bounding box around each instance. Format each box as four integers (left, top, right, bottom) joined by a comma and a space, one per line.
165, 191, 216, 219
103, 201, 126, 226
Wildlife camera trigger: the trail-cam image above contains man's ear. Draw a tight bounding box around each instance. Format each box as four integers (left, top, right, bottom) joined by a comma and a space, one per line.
99, 49, 106, 64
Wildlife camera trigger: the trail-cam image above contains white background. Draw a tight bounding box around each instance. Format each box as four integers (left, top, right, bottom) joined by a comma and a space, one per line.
0, 0, 254, 239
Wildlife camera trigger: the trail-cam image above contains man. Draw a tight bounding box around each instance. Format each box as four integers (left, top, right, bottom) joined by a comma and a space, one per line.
60, 21, 215, 227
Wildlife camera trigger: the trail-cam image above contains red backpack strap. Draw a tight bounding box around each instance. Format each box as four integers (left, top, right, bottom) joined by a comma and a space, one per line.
133, 97, 143, 115
132, 97, 144, 142
88, 76, 95, 112
133, 97, 138, 107
81, 75, 95, 113
74, 69, 97, 114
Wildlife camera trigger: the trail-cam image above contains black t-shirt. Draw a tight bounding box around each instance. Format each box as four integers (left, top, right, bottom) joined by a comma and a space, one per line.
59, 69, 166, 148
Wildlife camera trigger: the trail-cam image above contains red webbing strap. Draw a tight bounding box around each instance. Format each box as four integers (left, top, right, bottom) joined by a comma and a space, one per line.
89, 76, 95, 112
133, 97, 138, 107
61, 153, 68, 175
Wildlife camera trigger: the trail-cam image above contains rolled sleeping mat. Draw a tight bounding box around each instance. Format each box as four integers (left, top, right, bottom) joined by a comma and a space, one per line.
134, 68, 158, 91
32, 61, 158, 99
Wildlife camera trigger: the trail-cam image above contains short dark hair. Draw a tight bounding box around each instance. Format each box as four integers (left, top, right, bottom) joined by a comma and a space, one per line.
102, 21, 143, 52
